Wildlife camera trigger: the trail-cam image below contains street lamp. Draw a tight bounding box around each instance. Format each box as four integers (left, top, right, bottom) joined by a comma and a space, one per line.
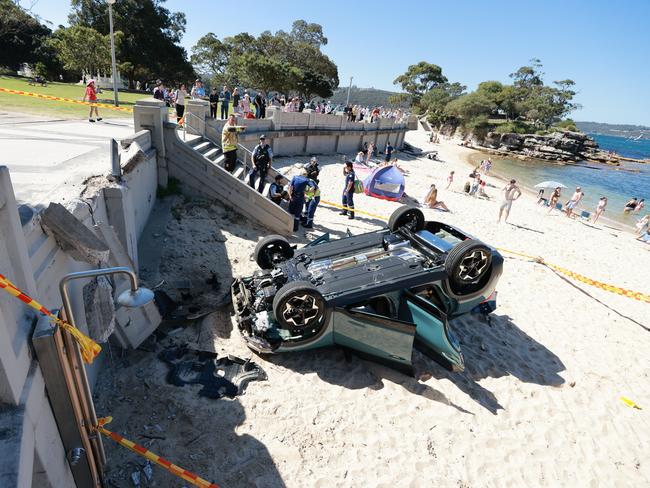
346, 76, 353, 106
106, 0, 119, 106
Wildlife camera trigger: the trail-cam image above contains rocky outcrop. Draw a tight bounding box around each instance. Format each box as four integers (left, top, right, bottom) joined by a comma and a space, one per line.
479, 130, 609, 162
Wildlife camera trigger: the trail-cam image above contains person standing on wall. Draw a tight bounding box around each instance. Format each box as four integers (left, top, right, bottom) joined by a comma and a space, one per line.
385, 141, 394, 162
174, 84, 187, 123
222, 114, 246, 173
220, 85, 231, 119
209, 87, 219, 118
249, 135, 273, 193
288, 169, 316, 232
340, 161, 355, 220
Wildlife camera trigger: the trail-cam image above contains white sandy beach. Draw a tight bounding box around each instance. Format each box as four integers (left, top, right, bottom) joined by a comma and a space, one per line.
96, 127, 650, 488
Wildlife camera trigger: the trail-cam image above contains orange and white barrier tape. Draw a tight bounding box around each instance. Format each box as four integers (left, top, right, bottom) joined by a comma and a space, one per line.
96, 417, 220, 488
0, 273, 101, 363
0, 87, 133, 113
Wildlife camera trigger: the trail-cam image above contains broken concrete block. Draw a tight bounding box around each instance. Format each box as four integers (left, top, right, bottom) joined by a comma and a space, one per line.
41, 202, 109, 264
83, 276, 116, 343
121, 141, 147, 174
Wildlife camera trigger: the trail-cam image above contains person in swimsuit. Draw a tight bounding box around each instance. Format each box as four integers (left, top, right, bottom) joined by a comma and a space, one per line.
547, 187, 562, 214
565, 187, 584, 218
423, 184, 450, 212
624, 197, 638, 213
593, 196, 607, 223
497, 179, 521, 223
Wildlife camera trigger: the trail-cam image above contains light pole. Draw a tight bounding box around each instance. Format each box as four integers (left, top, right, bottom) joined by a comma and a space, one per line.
106, 0, 119, 106
346, 76, 353, 106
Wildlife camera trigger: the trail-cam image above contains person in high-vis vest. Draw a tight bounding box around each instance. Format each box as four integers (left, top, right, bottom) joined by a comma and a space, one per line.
221, 114, 246, 173
302, 181, 320, 229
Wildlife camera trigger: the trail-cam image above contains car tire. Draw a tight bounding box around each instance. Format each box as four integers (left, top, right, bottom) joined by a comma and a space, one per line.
254, 235, 294, 269
388, 205, 425, 232
272, 281, 329, 334
445, 239, 493, 295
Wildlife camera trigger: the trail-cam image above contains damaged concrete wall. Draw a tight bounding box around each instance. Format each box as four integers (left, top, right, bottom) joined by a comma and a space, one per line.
0, 167, 76, 488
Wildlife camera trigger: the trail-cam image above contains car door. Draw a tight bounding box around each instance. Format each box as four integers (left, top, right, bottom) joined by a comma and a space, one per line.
401, 290, 464, 372
333, 297, 416, 375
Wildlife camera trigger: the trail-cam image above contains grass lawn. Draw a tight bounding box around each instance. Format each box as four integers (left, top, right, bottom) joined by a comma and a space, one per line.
0, 75, 145, 119
0, 75, 241, 120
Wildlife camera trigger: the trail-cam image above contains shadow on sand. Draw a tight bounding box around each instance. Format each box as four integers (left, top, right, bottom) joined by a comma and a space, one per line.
263, 311, 564, 416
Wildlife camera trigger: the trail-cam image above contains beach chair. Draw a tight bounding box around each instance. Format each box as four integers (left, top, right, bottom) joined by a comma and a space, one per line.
580, 210, 591, 220
555, 202, 563, 211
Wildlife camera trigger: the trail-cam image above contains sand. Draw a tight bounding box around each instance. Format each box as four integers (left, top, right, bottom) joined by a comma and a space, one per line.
95, 127, 650, 488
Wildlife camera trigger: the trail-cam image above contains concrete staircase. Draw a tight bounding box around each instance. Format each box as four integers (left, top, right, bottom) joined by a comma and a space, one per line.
166, 128, 294, 235
183, 132, 282, 200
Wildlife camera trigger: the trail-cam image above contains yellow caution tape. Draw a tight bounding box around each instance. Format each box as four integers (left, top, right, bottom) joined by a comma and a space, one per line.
497, 248, 650, 303
620, 396, 642, 410
319, 199, 392, 221
0, 86, 133, 112
96, 417, 220, 488
0, 273, 101, 363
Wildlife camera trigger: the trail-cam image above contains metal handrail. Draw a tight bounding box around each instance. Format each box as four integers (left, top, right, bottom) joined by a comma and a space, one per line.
182, 112, 205, 141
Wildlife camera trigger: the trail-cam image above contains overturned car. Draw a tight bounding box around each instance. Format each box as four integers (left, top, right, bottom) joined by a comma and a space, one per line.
231, 206, 503, 374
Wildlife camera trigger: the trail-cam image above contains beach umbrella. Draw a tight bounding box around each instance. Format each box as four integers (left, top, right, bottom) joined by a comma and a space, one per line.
534, 181, 567, 189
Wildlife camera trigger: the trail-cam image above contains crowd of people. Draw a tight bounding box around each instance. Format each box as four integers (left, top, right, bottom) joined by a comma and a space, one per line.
146, 78, 409, 125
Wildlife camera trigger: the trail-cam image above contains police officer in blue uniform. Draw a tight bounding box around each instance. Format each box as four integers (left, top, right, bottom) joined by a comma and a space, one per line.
340, 161, 355, 220
249, 135, 273, 193
288, 169, 316, 231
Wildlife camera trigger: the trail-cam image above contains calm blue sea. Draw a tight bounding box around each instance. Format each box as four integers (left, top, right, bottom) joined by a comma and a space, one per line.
467, 133, 650, 227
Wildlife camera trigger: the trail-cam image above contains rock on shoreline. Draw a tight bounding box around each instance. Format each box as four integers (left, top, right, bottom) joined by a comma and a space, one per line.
477, 130, 615, 164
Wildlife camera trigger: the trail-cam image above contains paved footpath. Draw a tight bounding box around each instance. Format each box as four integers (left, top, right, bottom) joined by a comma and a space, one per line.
0, 111, 134, 210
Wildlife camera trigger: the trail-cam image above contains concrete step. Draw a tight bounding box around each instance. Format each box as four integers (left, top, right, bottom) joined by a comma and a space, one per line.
185, 134, 204, 147
194, 141, 213, 154
204, 147, 220, 161
233, 165, 246, 179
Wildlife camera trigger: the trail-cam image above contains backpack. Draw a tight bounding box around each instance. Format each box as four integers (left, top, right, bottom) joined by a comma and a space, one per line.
354, 178, 364, 194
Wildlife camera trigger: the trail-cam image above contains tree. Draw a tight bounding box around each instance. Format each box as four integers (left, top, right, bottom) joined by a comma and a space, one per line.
0, 0, 51, 70
190, 33, 229, 83
445, 91, 496, 121
69, 0, 194, 87
420, 82, 466, 125
393, 61, 448, 106
189, 21, 338, 97
289, 20, 328, 47
509, 58, 544, 90
47, 25, 114, 78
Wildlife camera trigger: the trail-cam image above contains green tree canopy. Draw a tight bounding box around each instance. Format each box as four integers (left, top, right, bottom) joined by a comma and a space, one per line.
190, 20, 338, 98
47, 25, 115, 78
393, 62, 448, 105
69, 0, 194, 87
0, 0, 51, 70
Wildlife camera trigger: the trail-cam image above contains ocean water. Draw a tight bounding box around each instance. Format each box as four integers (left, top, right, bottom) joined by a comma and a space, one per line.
466, 133, 650, 227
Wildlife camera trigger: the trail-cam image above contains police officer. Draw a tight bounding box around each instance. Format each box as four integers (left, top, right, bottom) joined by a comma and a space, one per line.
303, 156, 320, 184
249, 135, 273, 193
340, 161, 355, 220
268, 174, 287, 205
302, 180, 320, 229
288, 169, 316, 232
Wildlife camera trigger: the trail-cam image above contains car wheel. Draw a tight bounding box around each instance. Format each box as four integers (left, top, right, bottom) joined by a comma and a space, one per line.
388, 205, 425, 232
272, 281, 328, 334
254, 235, 294, 269
445, 239, 492, 295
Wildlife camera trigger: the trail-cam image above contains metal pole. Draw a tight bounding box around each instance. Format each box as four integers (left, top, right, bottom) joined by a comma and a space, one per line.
108, 3, 119, 106
110, 138, 121, 179
346, 76, 353, 106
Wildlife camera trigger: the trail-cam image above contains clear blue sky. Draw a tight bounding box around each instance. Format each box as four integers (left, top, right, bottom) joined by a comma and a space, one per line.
30, 0, 650, 126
